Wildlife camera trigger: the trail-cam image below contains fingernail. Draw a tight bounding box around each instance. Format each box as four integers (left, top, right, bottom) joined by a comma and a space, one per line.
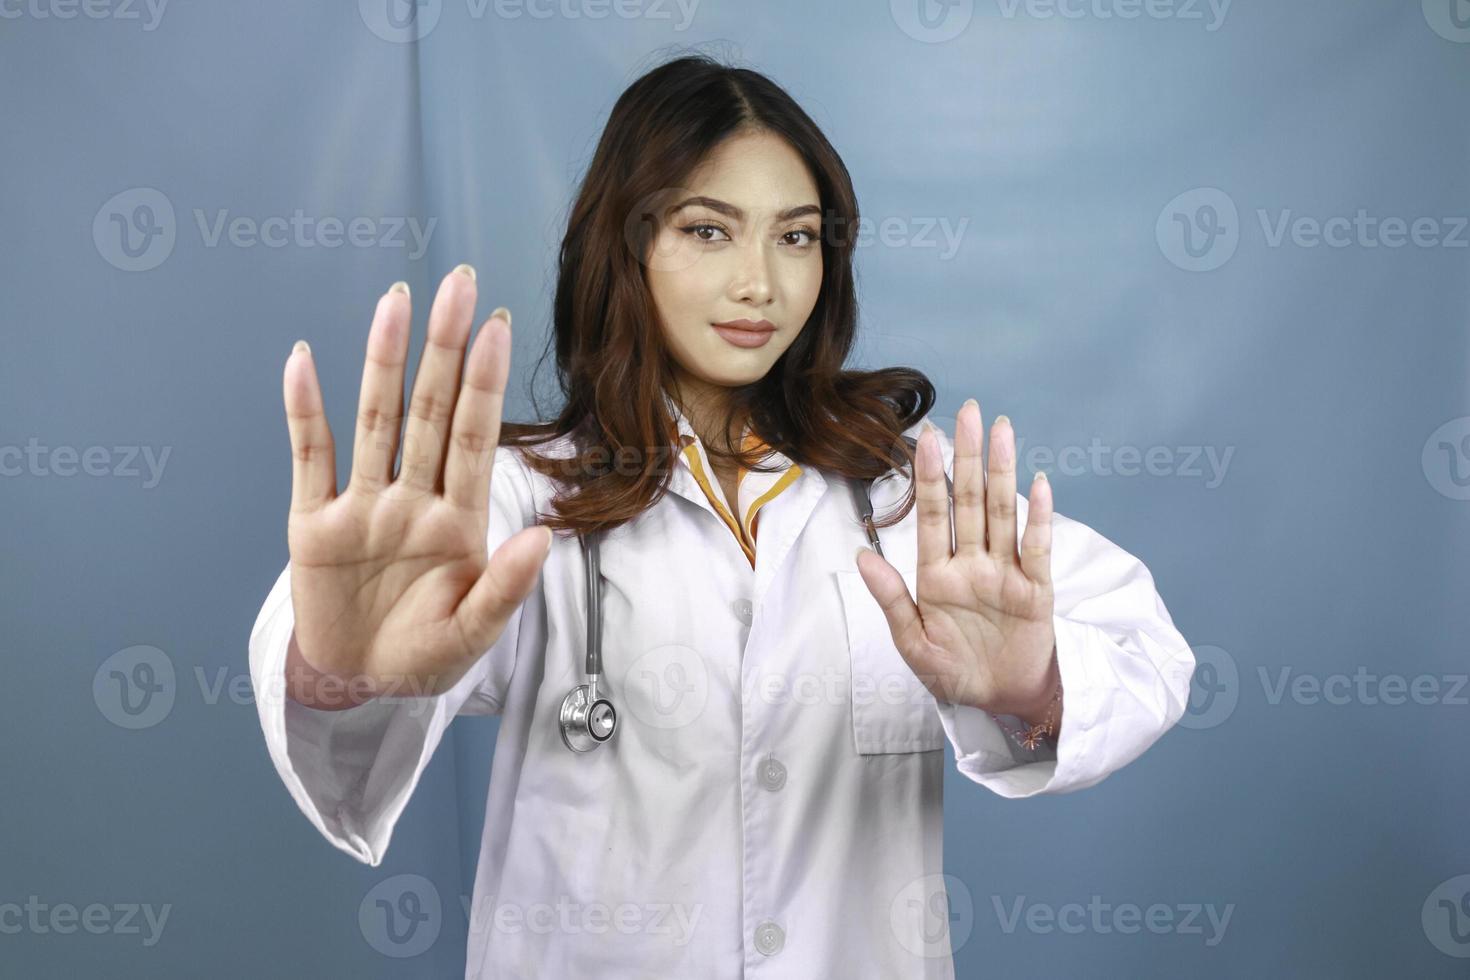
544, 527, 555, 556
389, 281, 410, 297
962, 398, 978, 412
292, 339, 310, 356
490, 306, 512, 327
855, 546, 869, 565
994, 414, 1010, 427
454, 263, 477, 282
1034, 470, 1048, 482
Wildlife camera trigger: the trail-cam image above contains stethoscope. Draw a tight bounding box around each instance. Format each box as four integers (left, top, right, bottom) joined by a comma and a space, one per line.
559, 434, 953, 752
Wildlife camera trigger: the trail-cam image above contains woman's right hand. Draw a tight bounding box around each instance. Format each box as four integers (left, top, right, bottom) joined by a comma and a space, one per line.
280, 265, 552, 708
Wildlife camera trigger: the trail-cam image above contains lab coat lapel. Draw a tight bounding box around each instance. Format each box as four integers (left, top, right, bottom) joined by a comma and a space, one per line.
666, 450, 723, 520
660, 391, 728, 522
749, 456, 826, 604
659, 391, 828, 597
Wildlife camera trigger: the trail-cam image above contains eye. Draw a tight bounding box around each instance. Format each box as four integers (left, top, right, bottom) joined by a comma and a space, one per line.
680, 222, 730, 243
783, 227, 819, 248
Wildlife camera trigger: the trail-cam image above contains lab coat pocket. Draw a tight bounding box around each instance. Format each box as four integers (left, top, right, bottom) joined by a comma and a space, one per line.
835, 569, 945, 754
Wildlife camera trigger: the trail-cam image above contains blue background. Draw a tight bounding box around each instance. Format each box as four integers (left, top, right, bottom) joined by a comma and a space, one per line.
2, 0, 1467, 976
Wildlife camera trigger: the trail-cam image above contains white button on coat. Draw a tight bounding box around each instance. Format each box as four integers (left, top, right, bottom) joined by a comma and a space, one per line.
758, 755, 787, 791
755, 920, 785, 956
247, 402, 1196, 979
732, 597, 754, 626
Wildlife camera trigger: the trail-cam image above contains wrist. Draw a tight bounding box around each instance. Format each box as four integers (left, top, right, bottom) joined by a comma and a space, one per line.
981, 652, 1064, 719
285, 630, 379, 711
1004, 649, 1061, 726
985, 647, 1063, 751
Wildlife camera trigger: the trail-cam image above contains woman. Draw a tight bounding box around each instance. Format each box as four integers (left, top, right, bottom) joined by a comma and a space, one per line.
249, 54, 1194, 978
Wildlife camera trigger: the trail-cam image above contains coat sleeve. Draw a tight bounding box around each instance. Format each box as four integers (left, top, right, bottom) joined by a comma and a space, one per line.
919, 419, 1196, 797
246, 445, 542, 865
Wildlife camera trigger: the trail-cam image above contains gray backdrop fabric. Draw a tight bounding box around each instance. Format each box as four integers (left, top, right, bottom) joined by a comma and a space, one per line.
3, 1, 1467, 976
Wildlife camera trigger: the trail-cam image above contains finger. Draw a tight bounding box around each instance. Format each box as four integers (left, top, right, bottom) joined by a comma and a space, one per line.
855, 547, 926, 653
349, 283, 412, 494
986, 415, 1019, 564
444, 308, 511, 512
455, 525, 553, 654
398, 264, 478, 494
914, 425, 953, 570
952, 398, 986, 556
1018, 470, 1054, 585
283, 340, 336, 514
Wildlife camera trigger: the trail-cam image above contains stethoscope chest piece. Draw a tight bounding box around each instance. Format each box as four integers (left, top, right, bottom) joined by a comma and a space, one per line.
560, 528, 619, 753
559, 682, 617, 753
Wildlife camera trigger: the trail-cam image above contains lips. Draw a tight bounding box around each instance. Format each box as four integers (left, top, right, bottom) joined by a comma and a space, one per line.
712, 322, 776, 349
713, 318, 776, 333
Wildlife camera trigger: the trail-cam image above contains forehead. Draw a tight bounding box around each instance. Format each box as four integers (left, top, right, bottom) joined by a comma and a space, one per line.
682, 131, 819, 212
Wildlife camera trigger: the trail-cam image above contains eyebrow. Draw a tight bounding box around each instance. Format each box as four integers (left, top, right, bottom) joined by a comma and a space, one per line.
669, 196, 821, 223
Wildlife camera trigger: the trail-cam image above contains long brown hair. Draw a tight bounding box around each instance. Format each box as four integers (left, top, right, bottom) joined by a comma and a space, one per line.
499, 51, 935, 537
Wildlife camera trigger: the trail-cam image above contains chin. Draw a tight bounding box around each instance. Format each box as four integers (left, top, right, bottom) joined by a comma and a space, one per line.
700, 360, 777, 386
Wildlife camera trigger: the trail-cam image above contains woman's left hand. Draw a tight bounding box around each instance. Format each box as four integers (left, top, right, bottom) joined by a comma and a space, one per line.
855, 399, 1059, 724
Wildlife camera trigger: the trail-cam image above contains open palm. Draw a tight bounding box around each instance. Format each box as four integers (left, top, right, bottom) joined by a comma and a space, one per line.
855, 400, 1059, 721
281, 267, 551, 706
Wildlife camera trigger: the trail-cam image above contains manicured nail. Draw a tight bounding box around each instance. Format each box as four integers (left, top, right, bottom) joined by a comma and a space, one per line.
454, 263, 477, 281
389, 281, 409, 297
292, 339, 310, 356
962, 398, 978, 412
490, 306, 512, 327
994, 414, 1010, 427
1034, 470, 1048, 482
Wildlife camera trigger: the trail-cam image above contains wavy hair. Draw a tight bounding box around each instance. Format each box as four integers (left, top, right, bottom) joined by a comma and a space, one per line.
499, 51, 935, 537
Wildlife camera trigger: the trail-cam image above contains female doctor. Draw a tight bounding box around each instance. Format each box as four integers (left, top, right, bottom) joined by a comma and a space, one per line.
249, 54, 1195, 979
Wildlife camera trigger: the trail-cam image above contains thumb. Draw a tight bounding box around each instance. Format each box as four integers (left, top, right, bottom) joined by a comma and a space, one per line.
854, 547, 924, 653
454, 525, 553, 652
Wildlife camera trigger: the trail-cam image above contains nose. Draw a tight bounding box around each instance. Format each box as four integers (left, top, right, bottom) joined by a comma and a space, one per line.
727, 239, 774, 307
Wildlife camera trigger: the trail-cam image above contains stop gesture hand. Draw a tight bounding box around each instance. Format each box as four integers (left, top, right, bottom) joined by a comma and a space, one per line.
855, 399, 1061, 734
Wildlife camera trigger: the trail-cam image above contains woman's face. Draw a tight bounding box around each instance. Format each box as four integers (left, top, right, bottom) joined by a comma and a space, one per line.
644, 129, 824, 410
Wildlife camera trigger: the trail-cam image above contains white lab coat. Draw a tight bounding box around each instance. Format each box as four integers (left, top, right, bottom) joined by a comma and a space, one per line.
247, 401, 1195, 979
